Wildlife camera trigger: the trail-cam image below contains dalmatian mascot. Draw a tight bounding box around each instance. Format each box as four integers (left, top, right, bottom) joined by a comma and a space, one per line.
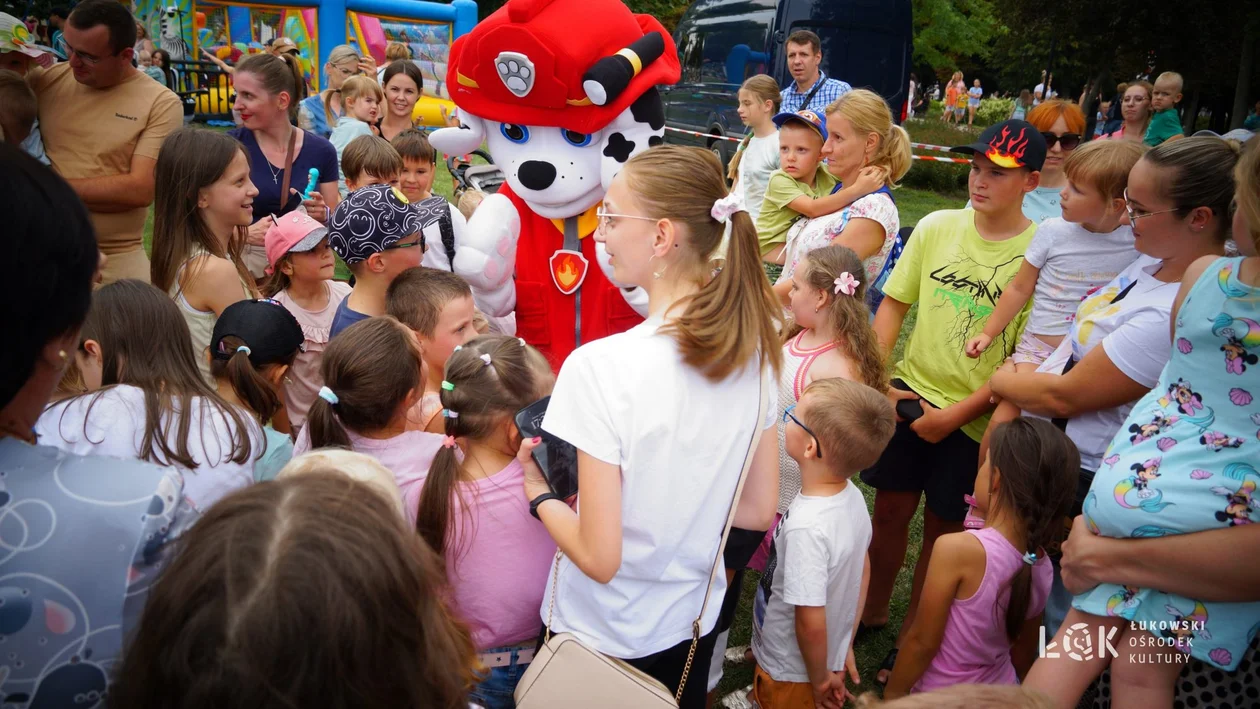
426, 0, 679, 368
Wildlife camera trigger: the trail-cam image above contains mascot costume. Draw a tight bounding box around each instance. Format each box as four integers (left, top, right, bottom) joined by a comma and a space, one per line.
426, 0, 680, 368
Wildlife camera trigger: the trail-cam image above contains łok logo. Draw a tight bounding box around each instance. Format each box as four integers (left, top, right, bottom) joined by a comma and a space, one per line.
1040, 622, 1120, 661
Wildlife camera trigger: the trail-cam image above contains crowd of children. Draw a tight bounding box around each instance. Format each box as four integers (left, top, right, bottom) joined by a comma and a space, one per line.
3, 22, 1259, 709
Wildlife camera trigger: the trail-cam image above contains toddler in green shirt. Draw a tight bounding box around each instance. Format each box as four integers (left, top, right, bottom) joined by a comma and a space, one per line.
1144, 71, 1185, 147
756, 109, 881, 273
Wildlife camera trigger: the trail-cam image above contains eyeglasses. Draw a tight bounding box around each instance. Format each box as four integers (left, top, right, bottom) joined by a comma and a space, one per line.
65, 43, 117, 65
595, 208, 659, 234
1041, 132, 1081, 151
1123, 188, 1179, 224
782, 404, 823, 459
387, 237, 424, 251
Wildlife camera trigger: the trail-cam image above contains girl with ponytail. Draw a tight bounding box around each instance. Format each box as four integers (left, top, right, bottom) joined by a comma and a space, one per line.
415, 335, 556, 707
293, 316, 441, 521
519, 144, 782, 707
209, 299, 305, 481
727, 74, 781, 223
884, 418, 1078, 697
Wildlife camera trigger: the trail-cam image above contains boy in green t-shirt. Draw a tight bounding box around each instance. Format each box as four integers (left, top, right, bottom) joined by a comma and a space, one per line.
756, 109, 880, 280
859, 119, 1048, 683
1144, 71, 1185, 147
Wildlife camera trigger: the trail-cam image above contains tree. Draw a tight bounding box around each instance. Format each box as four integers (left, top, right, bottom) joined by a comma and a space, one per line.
911, 0, 1002, 79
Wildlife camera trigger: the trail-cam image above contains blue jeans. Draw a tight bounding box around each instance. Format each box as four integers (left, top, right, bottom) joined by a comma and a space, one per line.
471, 645, 532, 709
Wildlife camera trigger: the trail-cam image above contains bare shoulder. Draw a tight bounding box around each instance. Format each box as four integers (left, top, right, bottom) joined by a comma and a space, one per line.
807, 350, 857, 383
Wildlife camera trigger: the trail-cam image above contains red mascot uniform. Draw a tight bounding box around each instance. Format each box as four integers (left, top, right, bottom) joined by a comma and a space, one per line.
427, 0, 680, 369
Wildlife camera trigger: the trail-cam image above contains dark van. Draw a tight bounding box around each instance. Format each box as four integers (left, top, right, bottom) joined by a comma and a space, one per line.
662, 0, 912, 169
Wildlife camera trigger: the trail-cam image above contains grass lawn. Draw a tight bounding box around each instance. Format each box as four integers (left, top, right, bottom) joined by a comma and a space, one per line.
143, 124, 968, 700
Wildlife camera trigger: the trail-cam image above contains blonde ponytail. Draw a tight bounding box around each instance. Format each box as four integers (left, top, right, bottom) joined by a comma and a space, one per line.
622, 146, 783, 381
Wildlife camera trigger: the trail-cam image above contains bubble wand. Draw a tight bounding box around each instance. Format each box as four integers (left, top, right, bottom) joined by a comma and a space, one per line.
302, 168, 320, 200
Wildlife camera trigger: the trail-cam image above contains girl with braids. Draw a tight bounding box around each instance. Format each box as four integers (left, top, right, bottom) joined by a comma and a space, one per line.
884, 418, 1078, 697
728, 74, 781, 224
415, 335, 556, 707
292, 316, 442, 522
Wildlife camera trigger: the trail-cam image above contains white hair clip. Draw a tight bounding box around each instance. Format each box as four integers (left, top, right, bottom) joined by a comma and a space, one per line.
480, 353, 492, 366
710, 191, 746, 224
518, 338, 527, 347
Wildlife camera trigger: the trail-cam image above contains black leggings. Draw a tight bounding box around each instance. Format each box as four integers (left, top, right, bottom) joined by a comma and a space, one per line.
623, 625, 721, 709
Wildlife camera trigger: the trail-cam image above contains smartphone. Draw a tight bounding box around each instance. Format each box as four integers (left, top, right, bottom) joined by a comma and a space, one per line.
514, 397, 579, 500
891, 378, 924, 422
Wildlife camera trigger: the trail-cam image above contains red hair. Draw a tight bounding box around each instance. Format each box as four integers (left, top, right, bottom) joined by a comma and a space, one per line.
1026, 99, 1085, 135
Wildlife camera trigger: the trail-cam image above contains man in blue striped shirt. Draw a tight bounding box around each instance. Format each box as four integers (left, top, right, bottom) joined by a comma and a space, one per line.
779, 30, 851, 114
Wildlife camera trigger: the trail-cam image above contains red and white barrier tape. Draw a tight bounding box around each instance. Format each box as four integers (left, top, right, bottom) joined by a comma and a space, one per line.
912, 155, 970, 163
663, 127, 969, 163
909, 142, 955, 152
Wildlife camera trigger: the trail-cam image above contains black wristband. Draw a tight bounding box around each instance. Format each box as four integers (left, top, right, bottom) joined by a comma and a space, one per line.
529, 492, 562, 520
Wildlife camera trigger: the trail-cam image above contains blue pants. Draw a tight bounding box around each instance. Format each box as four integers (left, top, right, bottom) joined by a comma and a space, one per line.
471, 645, 532, 709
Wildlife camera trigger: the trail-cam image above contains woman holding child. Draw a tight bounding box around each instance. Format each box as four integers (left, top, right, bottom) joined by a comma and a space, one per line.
773, 89, 912, 302
989, 136, 1240, 635
525, 145, 782, 707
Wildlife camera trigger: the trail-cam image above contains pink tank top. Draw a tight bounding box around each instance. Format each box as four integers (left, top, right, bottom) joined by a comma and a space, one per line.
775, 331, 838, 512
913, 527, 1052, 692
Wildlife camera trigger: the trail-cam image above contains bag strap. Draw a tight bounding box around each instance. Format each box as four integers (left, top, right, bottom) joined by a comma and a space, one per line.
279, 126, 298, 212
542, 368, 769, 704
674, 367, 767, 700
799, 76, 825, 112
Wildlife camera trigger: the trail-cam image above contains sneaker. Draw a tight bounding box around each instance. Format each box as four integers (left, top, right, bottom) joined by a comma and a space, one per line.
719, 685, 755, 709
963, 494, 985, 529
723, 645, 752, 666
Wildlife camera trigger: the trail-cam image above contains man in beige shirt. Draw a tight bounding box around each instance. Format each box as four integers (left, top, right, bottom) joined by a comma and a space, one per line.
31, 0, 182, 284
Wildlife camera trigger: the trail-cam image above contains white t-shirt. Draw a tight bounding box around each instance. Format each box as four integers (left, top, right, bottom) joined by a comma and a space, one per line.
541, 317, 776, 659
1033, 255, 1178, 471
751, 483, 869, 682
36, 385, 262, 513
736, 132, 781, 224
1023, 218, 1138, 337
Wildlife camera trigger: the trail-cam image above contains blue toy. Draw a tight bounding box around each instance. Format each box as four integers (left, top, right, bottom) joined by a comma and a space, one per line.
302, 168, 320, 200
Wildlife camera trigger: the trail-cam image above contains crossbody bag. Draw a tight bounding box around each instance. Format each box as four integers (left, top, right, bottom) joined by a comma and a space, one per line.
514, 373, 768, 708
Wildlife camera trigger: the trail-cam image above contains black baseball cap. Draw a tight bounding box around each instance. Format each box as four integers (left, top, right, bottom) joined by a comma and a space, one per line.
211, 299, 305, 366
951, 119, 1047, 171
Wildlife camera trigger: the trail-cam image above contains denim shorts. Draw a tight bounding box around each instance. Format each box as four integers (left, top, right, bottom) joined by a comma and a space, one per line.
471, 644, 533, 709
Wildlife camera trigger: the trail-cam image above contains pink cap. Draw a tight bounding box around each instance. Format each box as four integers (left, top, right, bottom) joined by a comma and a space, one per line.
264, 212, 328, 275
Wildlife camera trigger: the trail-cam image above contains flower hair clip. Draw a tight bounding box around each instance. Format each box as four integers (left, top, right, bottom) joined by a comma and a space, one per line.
1022, 551, 1038, 566
833, 272, 860, 296
710, 191, 746, 224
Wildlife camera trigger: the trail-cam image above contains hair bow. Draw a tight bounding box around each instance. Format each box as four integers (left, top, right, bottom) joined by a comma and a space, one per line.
710, 191, 746, 224
833, 272, 860, 296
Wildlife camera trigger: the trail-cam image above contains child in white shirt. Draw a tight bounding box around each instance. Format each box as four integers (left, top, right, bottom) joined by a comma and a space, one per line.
751, 378, 895, 708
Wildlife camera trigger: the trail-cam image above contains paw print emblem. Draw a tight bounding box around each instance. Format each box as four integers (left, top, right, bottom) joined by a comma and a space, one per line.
495, 52, 535, 98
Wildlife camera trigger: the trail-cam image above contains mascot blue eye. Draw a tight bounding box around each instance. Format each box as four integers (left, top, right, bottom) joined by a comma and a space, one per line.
500, 124, 530, 144
561, 129, 592, 147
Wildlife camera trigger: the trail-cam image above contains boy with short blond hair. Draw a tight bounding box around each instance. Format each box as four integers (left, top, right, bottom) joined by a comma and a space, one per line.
342, 135, 404, 192
1145, 71, 1185, 146
385, 267, 478, 432
751, 378, 894, 709
0, 70, 37, 148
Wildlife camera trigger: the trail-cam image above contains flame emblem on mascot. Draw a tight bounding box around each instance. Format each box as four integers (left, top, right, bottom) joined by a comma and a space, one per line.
425, 0, 680, 369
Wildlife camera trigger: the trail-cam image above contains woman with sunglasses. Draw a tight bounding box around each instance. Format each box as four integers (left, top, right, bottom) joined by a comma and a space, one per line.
1102, 81, 1155, 144
1023, 100, 1087, 223
988, 136, 1239, 636
297, 45, 376, 139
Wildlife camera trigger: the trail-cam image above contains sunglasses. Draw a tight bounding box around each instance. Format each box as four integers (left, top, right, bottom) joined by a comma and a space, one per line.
1041, 132, 1081, 151
782, 404, 823, 459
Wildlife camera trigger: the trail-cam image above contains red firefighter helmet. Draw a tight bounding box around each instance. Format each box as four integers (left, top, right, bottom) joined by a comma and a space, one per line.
446, 0, 680, 134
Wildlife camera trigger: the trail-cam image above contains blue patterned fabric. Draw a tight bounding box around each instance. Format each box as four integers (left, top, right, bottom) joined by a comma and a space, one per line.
779, 72, 852, 114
